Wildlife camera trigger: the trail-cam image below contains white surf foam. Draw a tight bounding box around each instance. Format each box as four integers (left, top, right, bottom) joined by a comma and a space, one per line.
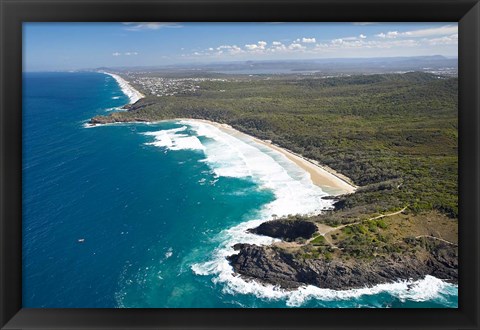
216, 273, 457, 307
105, 106, 125, 112
180, 120, 332, 216
143, 126, 205, 151
83, 121, 156, 129
102, 72, 145, 105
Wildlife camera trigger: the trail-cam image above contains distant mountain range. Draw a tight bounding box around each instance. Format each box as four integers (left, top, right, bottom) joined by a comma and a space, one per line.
95, 55, 457, 76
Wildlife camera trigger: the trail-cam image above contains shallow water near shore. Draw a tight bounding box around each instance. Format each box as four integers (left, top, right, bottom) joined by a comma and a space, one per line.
22, 71, 458, 308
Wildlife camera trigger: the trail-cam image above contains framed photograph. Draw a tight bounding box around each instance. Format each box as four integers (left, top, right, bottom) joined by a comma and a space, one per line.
1, 0, 479, 329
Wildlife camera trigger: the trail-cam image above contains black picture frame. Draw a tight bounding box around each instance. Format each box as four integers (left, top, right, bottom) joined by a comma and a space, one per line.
1, 0, 479, 329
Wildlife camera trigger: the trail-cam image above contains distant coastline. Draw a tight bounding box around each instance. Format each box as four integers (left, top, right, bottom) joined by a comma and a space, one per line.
101, 72, 145, 105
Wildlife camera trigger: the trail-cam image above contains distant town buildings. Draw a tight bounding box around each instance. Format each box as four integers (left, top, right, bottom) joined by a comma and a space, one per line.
123, 72, 230, 97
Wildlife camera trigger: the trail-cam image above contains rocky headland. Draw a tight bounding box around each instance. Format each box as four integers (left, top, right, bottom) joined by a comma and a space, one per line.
228, 218, 458, 290
89, 101, 156, 125
228, 240, 458, 290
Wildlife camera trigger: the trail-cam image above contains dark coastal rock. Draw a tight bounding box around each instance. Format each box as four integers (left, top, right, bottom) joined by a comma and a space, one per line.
321, 195, 338, 200
332, 199, 347, 210
89, 115, 149, 125
227, 242, 458, 290
247, 219, 317, 241
124, 102, 156, 111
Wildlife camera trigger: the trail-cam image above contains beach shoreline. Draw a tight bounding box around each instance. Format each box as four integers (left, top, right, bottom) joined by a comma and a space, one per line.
184, 119, 358, 195
101, 72, 145, 105
86, 116, 358, 195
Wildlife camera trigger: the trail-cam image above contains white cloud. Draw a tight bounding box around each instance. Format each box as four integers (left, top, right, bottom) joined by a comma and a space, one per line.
426, 33, 458, 45
245, 41, 267, 51
376, 25, 458, 39
112, 51, 139, 56
403, 25, 458, 37
216, 45, 243, 54
301, 37, 316, 43
245, 44, 259, 50
194, 26, 456, 60
122, 22, 182, 31
387, 31, 399, 38
318, 38, 421, 51
329, 39, 364, 48
288, 43, 306, 50
270, 42, 287, 52
331, 35, 363, 42
229, 46, 243, 54
374, 39, 419, 48
376, 31, 399, 39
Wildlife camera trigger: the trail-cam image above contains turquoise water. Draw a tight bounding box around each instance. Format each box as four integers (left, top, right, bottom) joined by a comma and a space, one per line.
22, 72, 458, 308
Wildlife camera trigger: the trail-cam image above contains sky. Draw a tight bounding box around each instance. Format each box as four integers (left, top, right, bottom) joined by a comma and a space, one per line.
23, 22, 458, 72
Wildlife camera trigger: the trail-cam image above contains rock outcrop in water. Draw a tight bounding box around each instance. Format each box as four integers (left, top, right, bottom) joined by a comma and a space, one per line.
227, 242, 458, 290
247, 219, 317, 241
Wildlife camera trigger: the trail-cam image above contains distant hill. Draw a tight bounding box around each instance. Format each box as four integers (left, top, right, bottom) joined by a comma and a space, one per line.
92, 56, 457, 76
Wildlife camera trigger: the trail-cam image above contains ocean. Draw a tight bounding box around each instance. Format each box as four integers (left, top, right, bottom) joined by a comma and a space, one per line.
22, 72, 458, 308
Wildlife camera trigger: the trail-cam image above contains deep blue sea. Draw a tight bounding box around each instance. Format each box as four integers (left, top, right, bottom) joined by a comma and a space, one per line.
22, 72, 458, 308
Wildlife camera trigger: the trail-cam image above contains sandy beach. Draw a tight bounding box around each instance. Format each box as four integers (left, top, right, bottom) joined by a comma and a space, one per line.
102, 72, 145, 105
191, 119, 358, 195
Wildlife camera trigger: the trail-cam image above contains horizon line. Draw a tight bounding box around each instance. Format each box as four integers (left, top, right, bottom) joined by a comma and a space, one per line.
23, 54, 458, 73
